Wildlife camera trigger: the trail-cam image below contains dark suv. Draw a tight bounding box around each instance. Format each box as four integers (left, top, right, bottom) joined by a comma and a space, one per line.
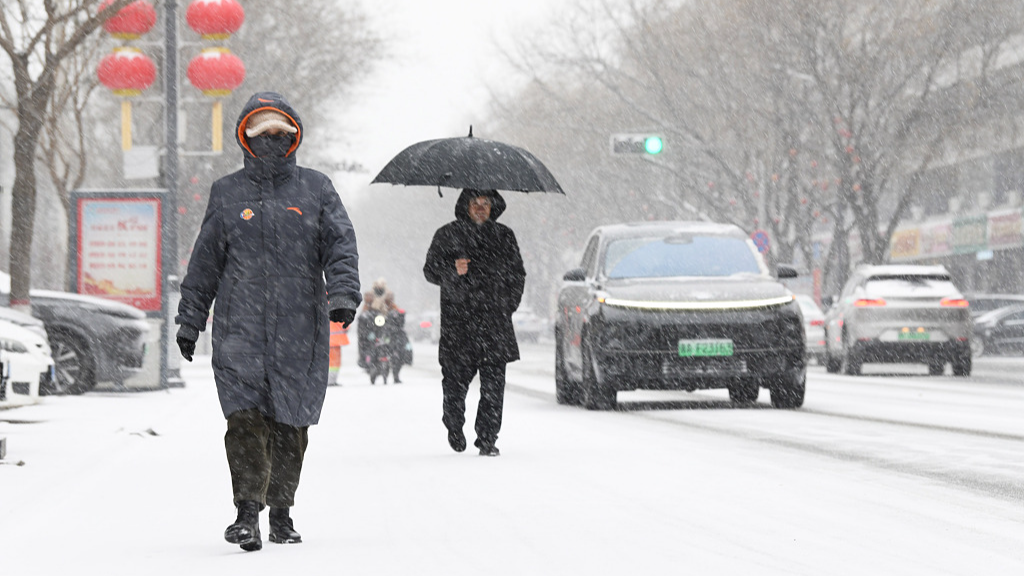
0, 272, 149, 394
555, 222, 806, 410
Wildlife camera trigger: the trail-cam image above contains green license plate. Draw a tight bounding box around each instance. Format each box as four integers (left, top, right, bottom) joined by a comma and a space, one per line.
678, 339, 734, 357
898, 330, 930, 341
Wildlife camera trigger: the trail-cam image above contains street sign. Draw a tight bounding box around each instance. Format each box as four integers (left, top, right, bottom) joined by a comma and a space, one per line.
610, 133, 664, 155
751, 229, 771, 253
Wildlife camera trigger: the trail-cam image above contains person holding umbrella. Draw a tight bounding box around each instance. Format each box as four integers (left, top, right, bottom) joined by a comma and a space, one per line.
373, 128, 562, 455
175, 91, 361, 551
423, 189, 526, 456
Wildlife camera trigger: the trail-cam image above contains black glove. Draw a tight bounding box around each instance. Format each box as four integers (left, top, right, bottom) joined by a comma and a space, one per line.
176, 325, 198, 362
330, 308, 357, 328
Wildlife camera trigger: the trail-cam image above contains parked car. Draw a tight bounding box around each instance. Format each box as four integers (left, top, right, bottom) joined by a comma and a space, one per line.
0, 271, 149, 394
0, 319, 55, 405
555, 221, 806, 410
512, 308, 547, 343
0, 305, 49, 341
970, 303, 1024, 357
823, 265, 971, 376
794, 294, 826, 364
964, 293, 1024, 320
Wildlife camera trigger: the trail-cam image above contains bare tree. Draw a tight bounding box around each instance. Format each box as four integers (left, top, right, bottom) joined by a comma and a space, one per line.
0, 0, 134, 310
37, 21, 105, 217
770, 0, 1024, 270
492, 0, 1024, 297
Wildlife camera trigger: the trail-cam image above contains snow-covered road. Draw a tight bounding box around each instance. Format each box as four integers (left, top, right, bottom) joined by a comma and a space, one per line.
1, 342, 1022, 575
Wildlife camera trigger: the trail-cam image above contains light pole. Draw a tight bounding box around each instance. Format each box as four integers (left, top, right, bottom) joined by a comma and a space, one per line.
162, 0, 180, 389
93, 0, 243, 389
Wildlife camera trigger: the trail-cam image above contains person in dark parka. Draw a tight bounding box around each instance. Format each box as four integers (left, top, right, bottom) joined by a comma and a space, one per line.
175, 92, 360, 551
424, 189, 526, 456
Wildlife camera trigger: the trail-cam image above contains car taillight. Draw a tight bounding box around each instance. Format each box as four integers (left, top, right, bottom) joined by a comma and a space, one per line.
853, 298, 886, 307
940, 298, 969, 307
419, 321, 432, 328
809, 319, 824, 326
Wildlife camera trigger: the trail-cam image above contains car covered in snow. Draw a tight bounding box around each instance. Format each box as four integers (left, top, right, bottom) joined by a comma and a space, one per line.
555, 221, 806, 410
0, 319, 55, 406
0, 272, 149, 394
0, 305, 48, 341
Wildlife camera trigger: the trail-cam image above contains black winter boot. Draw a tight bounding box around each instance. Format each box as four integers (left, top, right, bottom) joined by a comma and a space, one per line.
224, 500, 262, 551
269, 507, 302, 544
447, 428, 466, 452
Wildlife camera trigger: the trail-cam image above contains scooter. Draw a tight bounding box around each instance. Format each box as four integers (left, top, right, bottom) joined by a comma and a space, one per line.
366, 313, 393, 385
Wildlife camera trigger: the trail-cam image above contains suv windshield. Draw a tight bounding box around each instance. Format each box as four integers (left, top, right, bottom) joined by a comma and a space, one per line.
864, 274, 958, 297
603, 235, 762, 279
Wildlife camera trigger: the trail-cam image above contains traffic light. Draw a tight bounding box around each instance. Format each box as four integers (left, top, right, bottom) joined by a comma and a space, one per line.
643, 135, 663, 154
610, 133, 664, 155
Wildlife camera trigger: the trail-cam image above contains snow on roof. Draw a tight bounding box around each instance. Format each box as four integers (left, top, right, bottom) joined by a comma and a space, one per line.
856, 264, 950, 277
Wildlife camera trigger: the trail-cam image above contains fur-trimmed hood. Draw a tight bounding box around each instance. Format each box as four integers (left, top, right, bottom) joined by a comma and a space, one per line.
234, 91, 304, 159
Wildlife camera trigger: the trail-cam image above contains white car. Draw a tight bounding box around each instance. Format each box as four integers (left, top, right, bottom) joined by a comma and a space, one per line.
0, 319, 56, 406
795, 294, 826, 364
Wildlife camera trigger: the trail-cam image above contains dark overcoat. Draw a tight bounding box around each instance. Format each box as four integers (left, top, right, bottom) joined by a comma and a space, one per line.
423, 189, 526, 366
176, 92, 361, 427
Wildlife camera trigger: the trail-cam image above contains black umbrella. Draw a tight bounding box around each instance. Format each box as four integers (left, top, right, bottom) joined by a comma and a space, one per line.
371, 127, 565, 195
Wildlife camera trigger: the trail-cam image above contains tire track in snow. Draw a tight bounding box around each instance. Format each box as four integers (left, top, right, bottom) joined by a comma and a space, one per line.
504, 382, 1024, 504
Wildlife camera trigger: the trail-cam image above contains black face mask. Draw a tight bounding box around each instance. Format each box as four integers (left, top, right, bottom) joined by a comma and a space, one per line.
249, 133, 294, 158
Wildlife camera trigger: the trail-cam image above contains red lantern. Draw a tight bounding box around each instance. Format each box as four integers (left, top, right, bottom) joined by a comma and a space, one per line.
188, 48, 246, 151
99, 0, 157, 40
98, 47, 156, 150
98, 47, 156, 96
187, 0, 245, 40
187, 48, 245, 96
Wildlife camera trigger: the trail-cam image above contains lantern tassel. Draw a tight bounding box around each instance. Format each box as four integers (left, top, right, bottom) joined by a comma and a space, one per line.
121, 100, 132, 151
211, 100, 223, 152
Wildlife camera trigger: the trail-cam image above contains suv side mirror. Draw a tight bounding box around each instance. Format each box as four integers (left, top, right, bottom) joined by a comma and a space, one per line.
821, 295, 834, 309
563, 268, 587, 282
776, 264, 798, 279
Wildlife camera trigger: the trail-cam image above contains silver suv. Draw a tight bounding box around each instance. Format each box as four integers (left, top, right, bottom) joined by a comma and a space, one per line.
822, 265, 971, 376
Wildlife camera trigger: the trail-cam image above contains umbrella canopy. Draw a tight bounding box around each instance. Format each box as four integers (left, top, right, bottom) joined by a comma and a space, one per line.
371, 129, 565, 194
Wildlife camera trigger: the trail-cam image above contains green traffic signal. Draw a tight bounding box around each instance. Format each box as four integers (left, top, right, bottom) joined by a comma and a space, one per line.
644, 136, 664, 154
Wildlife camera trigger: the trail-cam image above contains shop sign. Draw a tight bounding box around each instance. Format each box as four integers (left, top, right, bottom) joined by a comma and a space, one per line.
953, 214, 987, 254
890, 228, 921, 260
987, 210, 1022, 249
921, 222, 952, 257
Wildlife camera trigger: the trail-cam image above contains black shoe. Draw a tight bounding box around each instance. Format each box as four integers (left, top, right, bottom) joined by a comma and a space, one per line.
447, 428, 466, 452
478, 444, 500, 457
268, 507, 302, 544
224, 500, 262, 551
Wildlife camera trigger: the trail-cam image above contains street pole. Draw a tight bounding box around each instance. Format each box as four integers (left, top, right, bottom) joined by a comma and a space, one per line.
162, 0, 180, 389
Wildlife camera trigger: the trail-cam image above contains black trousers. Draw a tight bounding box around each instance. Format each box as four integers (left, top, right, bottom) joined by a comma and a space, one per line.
225, 408, 308, 508
441, 362, 506, 446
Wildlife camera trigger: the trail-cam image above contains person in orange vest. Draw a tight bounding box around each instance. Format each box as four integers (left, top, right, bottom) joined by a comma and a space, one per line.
327, 319, 350, 385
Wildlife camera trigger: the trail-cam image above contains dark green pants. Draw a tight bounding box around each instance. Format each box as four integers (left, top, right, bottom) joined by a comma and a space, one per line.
225, 408, 308, 508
